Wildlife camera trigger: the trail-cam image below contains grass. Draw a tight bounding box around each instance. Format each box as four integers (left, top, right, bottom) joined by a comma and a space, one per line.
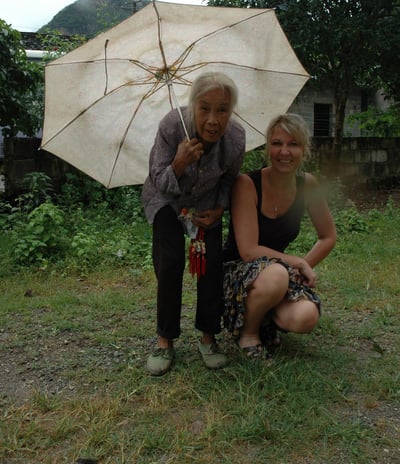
1, 202, 400, 463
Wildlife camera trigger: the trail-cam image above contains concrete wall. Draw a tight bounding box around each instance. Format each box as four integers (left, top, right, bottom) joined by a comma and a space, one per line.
1, 137, 72, 197
312, 137, 400, 187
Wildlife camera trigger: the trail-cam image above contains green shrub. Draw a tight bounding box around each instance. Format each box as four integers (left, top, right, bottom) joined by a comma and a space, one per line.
59, 172, 108, 207
334, 207, 369, 234
241, 149, 265, 173
11, 202, 67, 266
59, 172, 146, 222
11, 172, 55, 214
346, 105, 400, 137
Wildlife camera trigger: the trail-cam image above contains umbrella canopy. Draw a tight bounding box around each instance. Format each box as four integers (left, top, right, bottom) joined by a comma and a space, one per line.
40, 1, 309, 188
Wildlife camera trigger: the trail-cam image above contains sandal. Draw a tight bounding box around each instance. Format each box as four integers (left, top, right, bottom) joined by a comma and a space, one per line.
241, 344, 266, 360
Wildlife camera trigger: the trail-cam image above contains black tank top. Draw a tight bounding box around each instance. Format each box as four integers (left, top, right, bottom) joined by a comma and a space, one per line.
223, 169, 305, 261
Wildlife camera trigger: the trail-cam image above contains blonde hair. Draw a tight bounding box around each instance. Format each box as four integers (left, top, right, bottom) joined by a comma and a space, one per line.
265, 113, 312, 161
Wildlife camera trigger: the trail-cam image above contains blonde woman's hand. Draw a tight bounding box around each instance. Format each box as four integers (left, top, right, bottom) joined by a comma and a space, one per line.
295, 259, 317, 288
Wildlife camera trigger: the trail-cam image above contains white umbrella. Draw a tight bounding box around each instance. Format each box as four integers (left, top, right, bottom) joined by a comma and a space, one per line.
40, 1, 309, 188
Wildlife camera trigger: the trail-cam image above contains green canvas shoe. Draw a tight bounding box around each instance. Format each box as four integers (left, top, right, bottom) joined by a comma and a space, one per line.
198, 342, 227, 369
146, 347, 175, 376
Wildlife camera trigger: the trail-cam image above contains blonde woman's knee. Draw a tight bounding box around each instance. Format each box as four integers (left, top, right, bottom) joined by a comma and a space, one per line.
275, 300, 319, 333
252, 263, 288, 297
259, 263, 288, 288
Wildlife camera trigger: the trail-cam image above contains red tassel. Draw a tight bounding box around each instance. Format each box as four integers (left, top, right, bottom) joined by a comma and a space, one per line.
188, 227, 206, 280
189, 241, 196, 277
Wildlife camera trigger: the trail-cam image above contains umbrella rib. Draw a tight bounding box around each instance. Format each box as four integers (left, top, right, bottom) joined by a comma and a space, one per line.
107, 80, 162, 186
153, 1, 169, 75
175, 61, 309, 78
104, 39, 109, 95
233, 111, 265, 139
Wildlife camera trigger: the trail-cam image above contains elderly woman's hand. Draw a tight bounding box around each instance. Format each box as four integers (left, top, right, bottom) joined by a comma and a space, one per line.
192, 206, 224, 229
171, 138, 204, 178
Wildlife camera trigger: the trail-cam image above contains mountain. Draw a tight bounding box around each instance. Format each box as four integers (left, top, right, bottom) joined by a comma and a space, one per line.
38, 0, 150, 37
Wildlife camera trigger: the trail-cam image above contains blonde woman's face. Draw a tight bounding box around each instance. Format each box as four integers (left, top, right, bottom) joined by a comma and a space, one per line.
268, 125, 304, 173
194, 88, 231, 147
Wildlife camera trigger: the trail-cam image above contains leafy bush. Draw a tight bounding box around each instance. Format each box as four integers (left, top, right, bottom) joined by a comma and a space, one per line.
59, 172, 110, 207
59, 172, 145, 222
69, 230, 101, 270
18, 172, 55, 210
334, 207, 369, 235
10, 202, 67, 266
346, 105, 400, 137
240, 148, 266, 173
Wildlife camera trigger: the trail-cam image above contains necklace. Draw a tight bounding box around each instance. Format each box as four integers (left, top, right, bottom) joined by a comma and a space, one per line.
263, 168, 296, 216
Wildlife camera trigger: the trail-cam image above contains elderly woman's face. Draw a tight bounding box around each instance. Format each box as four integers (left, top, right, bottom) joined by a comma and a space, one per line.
194, 88, 231, 146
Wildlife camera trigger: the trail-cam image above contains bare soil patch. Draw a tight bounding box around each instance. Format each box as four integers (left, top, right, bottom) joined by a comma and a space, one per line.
346, 185, 400, 211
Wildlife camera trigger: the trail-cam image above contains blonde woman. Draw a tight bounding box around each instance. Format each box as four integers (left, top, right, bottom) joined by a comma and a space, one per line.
223, 113, 336, 359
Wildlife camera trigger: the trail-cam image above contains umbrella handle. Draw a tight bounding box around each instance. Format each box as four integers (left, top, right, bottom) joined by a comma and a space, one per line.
168, 82, 190, 141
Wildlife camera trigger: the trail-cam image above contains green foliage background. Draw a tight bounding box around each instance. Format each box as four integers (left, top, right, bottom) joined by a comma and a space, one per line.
0, 20, 42, 137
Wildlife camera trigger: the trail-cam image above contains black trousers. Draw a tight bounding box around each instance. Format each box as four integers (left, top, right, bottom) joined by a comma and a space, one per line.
152, 205, 223, 340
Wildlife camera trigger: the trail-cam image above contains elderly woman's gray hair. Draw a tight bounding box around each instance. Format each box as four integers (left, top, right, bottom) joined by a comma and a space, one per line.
265, 113, 312, 161
184, 72, 238, 136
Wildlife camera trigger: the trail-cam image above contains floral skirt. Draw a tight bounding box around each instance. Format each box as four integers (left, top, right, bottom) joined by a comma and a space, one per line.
223, 256, 321, 338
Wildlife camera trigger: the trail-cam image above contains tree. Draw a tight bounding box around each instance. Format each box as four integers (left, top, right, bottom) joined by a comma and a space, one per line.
374, 2, 400, 104
207, 0, 400, 147
0, 19, 43, 137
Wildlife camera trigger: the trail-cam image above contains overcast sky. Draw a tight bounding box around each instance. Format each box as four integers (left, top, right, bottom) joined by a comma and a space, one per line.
0, 0, 204, 32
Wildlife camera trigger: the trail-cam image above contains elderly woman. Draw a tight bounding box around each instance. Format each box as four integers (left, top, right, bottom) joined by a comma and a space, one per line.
141, 71, 245, 376
223, 113, 336, 359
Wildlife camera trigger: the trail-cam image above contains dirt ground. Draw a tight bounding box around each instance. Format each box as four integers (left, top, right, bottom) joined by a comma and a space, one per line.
345, 184, 400, 211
